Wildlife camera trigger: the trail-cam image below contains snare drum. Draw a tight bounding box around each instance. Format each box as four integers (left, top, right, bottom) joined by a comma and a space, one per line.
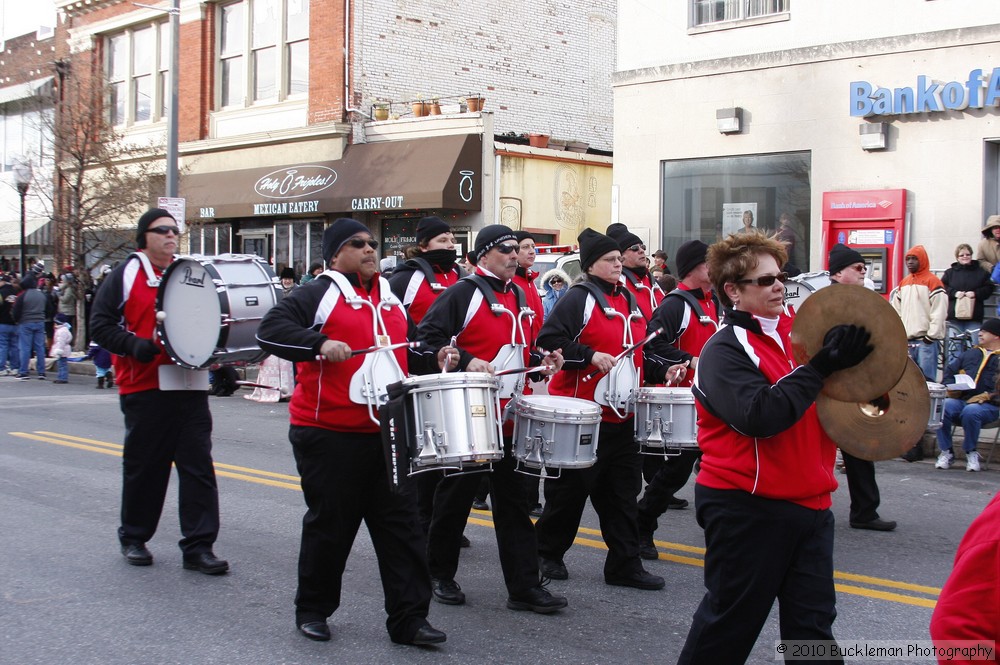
157, 254, 281, 369
634, 387, 699, 453
511, 395, 601, 470
405, 372, 503, 472
926, 381, 947, 431
783, 271, 830, 315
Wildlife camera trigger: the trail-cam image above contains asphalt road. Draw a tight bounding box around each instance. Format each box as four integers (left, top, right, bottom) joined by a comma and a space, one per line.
1, 376, 997, 664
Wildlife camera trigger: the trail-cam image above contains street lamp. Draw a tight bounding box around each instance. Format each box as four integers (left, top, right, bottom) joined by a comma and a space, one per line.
13, 160, 33, 275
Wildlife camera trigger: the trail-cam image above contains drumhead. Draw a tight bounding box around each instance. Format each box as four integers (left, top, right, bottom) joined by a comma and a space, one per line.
514, 395, 601, 421
157, 257, 224, 368
401, 371, 498, 391
783, 271, 830, 315
635, 387, 695, 404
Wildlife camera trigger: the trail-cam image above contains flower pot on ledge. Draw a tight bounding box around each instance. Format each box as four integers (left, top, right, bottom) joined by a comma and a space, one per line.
528, 133, 550, 148
466, 95, 485, 112
373, 105, 390, 121
411, 101, 429, 117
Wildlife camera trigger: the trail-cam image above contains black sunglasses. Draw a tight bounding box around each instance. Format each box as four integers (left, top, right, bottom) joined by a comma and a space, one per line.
735, 272, 789, 287
345, 237, 379, 250
147, 225, 180, 236
549, 277, 564, 283
494, 243, 518, 254
627, 243, 646, 252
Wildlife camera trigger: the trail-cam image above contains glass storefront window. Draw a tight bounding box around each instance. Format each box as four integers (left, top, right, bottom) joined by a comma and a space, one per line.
661, 151, 811, 274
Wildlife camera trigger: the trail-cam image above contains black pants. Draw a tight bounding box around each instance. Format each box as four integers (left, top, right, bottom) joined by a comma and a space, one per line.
118, 390, 219, 554
535, 420, 644, 578
678, 485, 841, 665
426, 439, 540, 595
842, 451, 881, 524
637, 448, 700, 534
290, 426, 431, 643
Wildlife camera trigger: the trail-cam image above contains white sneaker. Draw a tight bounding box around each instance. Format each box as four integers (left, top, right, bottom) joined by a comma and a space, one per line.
966, 450, 981, 472
935, 451, 954, 470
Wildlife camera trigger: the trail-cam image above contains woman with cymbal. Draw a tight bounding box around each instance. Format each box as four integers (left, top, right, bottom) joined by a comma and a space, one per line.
677, 231, 872, 665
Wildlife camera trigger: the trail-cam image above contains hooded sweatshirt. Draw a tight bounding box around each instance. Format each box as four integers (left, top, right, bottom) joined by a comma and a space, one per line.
890, 245, 947, 340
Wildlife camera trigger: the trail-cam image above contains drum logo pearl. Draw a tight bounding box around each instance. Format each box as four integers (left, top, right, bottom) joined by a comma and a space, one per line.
179, 266, 208, 287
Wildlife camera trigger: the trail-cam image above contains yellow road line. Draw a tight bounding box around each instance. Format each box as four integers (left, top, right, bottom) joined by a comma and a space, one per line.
11, 430, 939, 607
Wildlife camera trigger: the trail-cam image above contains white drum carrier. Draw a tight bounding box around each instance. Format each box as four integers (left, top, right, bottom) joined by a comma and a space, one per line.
510, 395, 602, 476
405, 372, 503, 473
634, 387, 699, 456
782, 271, 830, 315
156, 254, 281, 369
926, 382, 947, 432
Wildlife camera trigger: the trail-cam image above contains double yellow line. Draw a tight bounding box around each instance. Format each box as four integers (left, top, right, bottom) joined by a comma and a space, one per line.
11, 430, 940, 608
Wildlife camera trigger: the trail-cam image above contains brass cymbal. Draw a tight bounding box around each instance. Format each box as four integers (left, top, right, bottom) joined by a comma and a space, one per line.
816, 360, 931, 462
789, 283, 908, 403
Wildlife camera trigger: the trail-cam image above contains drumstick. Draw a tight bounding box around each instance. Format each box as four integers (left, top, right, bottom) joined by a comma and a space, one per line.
494, 349, 555, 377
349, 341, 422, 357
235, 380, 281, 390
581, 327, 663, 383
664, 360, 691, 387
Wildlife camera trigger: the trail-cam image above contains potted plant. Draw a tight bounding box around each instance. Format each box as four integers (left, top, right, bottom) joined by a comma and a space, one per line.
372, 100, 390, 121
411, 95, 428, 117
528, 132, 550, 148
429, 97, 442, 115
466, 94, 485, 112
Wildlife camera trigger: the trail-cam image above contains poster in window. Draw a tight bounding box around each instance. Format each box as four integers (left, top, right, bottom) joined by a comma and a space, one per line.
722, 202, 758, 237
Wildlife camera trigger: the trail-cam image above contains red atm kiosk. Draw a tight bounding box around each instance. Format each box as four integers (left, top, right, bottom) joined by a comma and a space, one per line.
821, 189, 908, 297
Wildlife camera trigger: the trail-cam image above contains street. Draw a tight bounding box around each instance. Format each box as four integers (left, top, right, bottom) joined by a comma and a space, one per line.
1, 377, 996, 665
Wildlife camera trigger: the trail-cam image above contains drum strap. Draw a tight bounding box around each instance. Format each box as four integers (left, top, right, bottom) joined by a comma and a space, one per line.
129, 251, 165, 287
411, 257, 465, 292
574, 280, 639, 320
666, 289, 721, 331
464, 274, 527, 313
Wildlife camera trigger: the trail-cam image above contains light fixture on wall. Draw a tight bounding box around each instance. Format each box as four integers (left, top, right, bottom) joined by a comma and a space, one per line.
716, 107, 744, 134
859, 122, 889, 151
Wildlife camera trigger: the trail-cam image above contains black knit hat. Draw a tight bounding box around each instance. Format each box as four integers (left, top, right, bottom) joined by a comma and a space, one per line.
474, 224, 517, 263
828, 243, 865, 276
675, 240, 709, 279
416, 216, 451, 244
579, 228, 620, 271
605, 223, 643, 252
280, 267, 296, 280
322, 218, 370, 265
136, 208, 176, 249
514, 230, 535, 243
981, 318, 1000, 337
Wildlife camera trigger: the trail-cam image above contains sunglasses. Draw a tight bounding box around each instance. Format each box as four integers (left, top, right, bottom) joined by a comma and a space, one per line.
627, 244, 647, 252
147, 225, 180, 236
494, 243, 518, 254
549, 278, 564, 284
735, 272, 789, 287
345, 237, 379, 250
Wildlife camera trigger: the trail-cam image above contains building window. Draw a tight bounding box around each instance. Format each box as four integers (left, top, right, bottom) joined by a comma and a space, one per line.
692, 0, 789, 27
0, 101, 48, 172
660, 151, 811, 273
104, 22, 170, 127
217, 0, 310, 109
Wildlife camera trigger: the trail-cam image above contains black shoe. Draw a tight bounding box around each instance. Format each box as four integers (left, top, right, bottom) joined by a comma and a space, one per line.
529, 503, 544, 518
182, 552, 229, 575
472, 500, 489, 511
404, 624, 447, 646
121, 542, 153, 566
460, 534, 471, 548
850, 518, 897, 532
538, 557, 568, 580
901, 445, 924, 462
506, 585, 568, 614
666, 496, 689, 510
298, 621, 331, 641
638, 532, 658, 560
606, 569, 666, 591
53, 379, 68, 384
431, 578, 465, 605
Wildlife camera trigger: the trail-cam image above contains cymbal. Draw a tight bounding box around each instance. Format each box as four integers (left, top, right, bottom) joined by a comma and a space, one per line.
790, 283, 908, 403
816, 360, 931, 462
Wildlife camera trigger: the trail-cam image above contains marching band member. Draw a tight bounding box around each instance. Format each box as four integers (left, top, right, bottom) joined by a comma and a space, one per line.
638, 240, 721, 558
256, 218, 452, 647
606, 222, 663, 321
678, 231, 872, 664
414, 224, 567, 614
534, 228, 666, 591
90, 208, 228, 575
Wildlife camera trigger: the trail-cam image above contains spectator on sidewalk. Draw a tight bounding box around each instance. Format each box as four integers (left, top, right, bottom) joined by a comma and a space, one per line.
85, 340, 114, 389
51, 313, 73, 384
13, 272, 53, 380
0, 273, 19, 375
976, 215, 1000, 273
942, 243, 993, 366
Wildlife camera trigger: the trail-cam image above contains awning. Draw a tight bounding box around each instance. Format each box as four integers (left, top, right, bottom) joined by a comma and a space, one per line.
0, 77, 54, 106
182, 134, 483, 220
0, 217, 50, 247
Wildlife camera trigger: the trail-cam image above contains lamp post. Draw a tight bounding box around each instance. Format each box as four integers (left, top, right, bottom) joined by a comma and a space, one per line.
13, 160, 33, 275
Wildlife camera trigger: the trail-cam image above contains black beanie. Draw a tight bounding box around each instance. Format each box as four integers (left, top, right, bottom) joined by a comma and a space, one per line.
136, 208, 176, 249
514, 230, 535, 243
605, 223, 642, 252
280, 267, 296, 280
675, 240, 709, 279
981, 318, 1000, 337
828, 243, 865, 276
579, 228, 621, 271
323, 218, 370, 265
474, 224, 517, 263
416, 216, 451, 244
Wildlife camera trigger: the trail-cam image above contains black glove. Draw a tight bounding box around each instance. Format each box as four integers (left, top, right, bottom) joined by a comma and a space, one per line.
808, 324, 873, 377
128, 337, 161, 363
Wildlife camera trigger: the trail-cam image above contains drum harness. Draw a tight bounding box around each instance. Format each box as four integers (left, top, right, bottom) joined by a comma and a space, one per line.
130, 251, 166, 289
464, 274, 534, 399
409, 257, 467, 293
324, 270, 407, 425
665, 288, 721, 335
622, 267, 664, 316
576, 281, 643, 419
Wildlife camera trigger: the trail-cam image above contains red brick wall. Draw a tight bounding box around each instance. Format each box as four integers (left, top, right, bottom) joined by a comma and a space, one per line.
309, 0, 346, 124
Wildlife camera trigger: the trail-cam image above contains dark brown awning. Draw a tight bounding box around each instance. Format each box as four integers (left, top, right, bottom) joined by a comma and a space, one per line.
182, 133, 483, 220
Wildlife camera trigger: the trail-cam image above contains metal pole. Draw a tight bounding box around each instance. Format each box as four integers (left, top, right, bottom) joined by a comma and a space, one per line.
18, 187, 26, 274
166, 0, 180, 197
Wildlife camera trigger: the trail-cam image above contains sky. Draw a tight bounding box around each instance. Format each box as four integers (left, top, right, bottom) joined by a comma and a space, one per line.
1, 0, 56, 41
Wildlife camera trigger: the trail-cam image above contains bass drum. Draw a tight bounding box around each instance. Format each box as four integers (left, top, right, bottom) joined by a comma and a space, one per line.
156, 254, 281, 369
783, 271, 829, 315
